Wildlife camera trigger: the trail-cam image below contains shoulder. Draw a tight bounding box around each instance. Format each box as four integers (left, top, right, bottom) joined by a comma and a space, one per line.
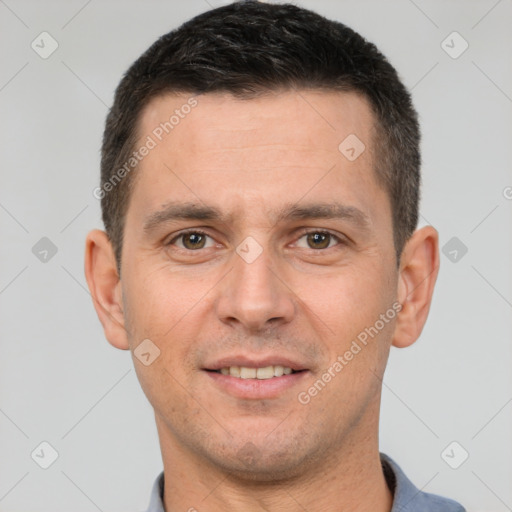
142, 471, 165, 512
380, 453, 466, 512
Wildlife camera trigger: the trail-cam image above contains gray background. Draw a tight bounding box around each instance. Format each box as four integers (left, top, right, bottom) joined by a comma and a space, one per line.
0, 0, 511, 510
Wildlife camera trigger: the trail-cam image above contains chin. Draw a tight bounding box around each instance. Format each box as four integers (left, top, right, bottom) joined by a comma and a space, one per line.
202, 437, 319, 483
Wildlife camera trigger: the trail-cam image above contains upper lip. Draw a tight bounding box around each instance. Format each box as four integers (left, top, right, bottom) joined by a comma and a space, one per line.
204, 355, 309, 372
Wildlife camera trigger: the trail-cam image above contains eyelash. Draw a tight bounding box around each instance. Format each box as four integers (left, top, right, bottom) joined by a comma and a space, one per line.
166, 228, 346, 251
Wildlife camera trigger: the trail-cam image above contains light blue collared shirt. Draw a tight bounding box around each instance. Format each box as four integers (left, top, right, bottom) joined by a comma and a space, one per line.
143, 452, 465, 511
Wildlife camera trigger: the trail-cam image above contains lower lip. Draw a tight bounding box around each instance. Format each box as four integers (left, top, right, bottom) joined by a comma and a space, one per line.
204, 370, 309, 400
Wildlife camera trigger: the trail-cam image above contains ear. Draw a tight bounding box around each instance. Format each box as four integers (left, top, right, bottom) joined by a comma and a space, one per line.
84, 229, 130, 350
392, 225, 440, 348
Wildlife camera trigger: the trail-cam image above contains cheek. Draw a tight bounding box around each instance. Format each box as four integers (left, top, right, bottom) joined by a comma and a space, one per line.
298, 264, 393, 338
123, 269, 207, 410
294, 263, 396, 405
122, 266, 216, 390
123, 264, 202, 341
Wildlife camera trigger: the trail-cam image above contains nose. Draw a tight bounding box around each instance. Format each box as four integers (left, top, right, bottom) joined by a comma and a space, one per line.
215, 244, 295, 333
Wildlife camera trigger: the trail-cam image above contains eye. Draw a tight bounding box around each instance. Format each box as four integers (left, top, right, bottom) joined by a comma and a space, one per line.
169, 230, 215, 250
295, 231, 342, 250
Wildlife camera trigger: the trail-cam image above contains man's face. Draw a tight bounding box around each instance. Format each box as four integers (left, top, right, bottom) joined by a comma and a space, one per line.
120, 90, 398, 479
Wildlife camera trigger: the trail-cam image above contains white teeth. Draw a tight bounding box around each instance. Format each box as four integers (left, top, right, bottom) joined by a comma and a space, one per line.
240, 367, 257, 379
229, 366, 241, 378
256, 366, 274, 379
219, 365, 295, 379
274, 365, 284, 377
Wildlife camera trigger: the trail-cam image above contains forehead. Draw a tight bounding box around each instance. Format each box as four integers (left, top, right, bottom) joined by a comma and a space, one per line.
138, 89, 376, 167
128, 89, 388, 230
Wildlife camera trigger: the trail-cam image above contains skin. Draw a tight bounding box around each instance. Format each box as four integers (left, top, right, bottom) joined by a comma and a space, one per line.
85, 90, 439, 511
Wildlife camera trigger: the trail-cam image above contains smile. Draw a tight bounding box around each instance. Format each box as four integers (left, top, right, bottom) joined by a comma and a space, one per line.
215, 365, 297, 379
205, 367, 309, 400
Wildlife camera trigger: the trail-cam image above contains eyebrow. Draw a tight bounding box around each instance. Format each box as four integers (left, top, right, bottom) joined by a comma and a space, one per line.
142, 201, 372, 235
143, 203, 226, 235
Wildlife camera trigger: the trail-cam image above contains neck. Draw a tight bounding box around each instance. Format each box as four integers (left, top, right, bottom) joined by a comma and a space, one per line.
155, 408, 393, 512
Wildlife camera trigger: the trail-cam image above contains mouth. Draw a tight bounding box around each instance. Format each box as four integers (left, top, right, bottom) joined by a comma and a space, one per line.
202, 357, 310, 399
207, 365, 303, 380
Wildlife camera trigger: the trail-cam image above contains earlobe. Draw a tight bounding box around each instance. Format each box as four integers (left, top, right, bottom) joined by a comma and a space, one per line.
392, 226, 440, 349
84, 229, 130, 350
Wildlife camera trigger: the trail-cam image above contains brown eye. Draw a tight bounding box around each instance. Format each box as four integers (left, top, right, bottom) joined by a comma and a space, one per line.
306, 232, 331, 249
181, 232, 207, 250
